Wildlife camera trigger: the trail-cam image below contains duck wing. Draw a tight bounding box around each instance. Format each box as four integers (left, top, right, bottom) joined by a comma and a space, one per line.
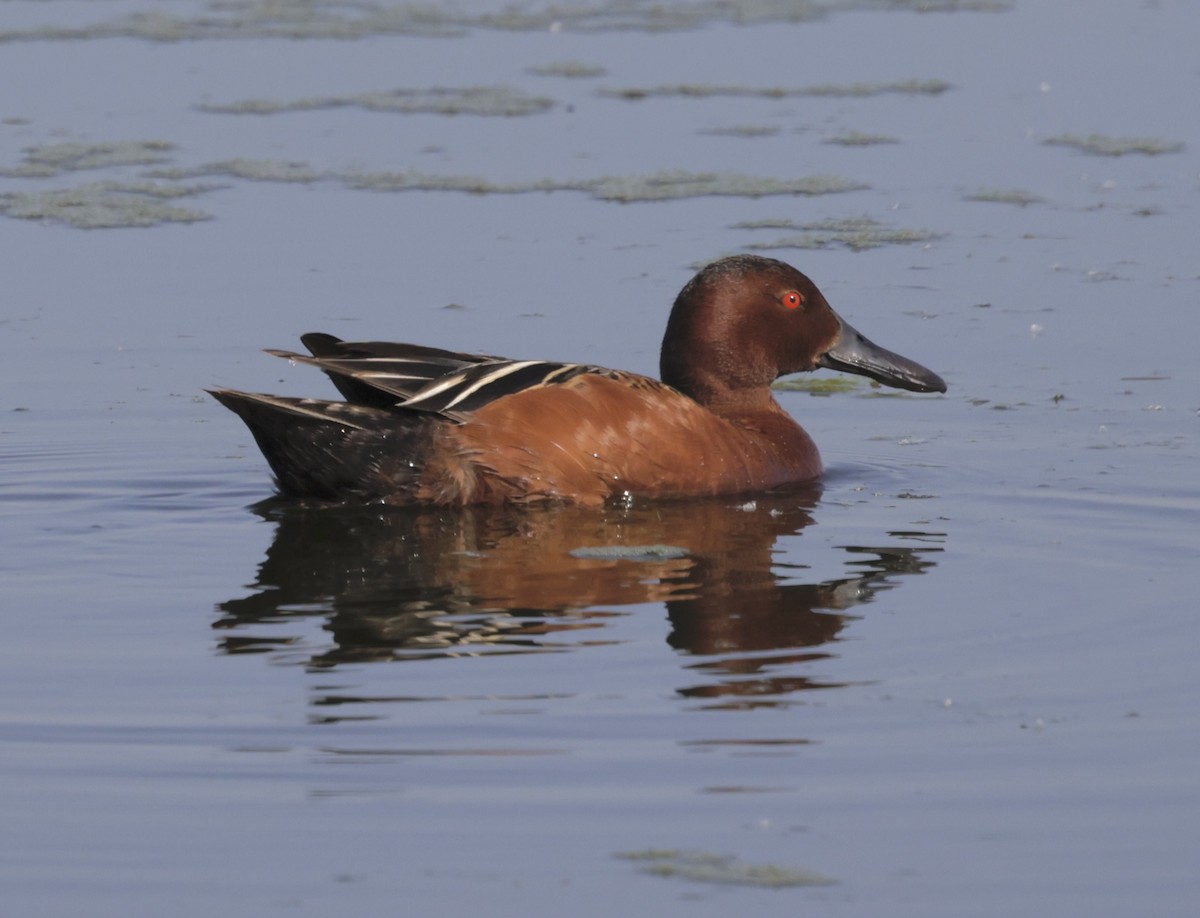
268, 333, 615, 421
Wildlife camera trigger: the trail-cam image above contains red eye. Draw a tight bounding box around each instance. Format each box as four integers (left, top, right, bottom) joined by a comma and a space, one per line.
781, 290, 803, 310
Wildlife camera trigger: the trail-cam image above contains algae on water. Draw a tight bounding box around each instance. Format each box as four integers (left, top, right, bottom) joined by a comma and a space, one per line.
0, 141, 175, 177
615, 849, 837, 888
606, 78, 951, 101
824, 130, 899, 146
737, 216, 939, 252
964, 188, 1044, 206
199, 87, 555, 118
343, 169, 867, 202
773, 375, 863, 395
0, 181, 211, 228
0, 2, 1009, 44
1042, 133, 1183, 156
527, 61, 606, 78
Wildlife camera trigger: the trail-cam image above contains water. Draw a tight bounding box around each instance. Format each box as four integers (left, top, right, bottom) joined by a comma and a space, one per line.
2, 1, 1198, 915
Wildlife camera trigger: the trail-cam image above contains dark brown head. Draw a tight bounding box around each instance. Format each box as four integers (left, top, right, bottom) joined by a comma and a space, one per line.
660, 255, 946, 409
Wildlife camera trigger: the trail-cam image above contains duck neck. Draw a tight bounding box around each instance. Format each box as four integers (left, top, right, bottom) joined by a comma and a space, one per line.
672, 371, 794, 428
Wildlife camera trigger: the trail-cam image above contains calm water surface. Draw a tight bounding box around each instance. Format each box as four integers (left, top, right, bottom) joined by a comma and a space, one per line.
2, 1, 1198, 916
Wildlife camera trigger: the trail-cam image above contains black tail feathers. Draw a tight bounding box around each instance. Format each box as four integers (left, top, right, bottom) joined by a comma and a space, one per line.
208, 389, 430, 502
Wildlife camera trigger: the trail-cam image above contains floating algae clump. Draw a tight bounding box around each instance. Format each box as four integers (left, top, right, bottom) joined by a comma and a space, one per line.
1, 140, 175, 177
344, 169, 866, 202
1042, 133, 1183, 156
199, 87, 554, 118
528, 61, 606, 78
965, 188, 1044, 206
195, 159, 322, 183
615, 850, 837, 888
824, 131, 899, 146
773, 376, 862, 395
1, 181, 211, 228
589, 171, 867, 202
606, 78, 951, 100
737, 216, 939, 252
344, 170, 562, 195
0, 1, 1007, 43
702, 124, 781, 137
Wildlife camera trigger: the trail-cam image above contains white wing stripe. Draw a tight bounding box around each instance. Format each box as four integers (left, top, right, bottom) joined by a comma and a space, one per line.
398, 368, 498, 406
440, 361, 544, 410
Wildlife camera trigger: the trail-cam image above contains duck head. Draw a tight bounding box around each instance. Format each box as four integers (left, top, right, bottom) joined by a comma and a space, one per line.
660, 255, 946, 405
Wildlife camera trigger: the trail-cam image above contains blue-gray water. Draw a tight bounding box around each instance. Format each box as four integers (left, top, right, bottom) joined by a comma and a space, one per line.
3, 1, 1198, 915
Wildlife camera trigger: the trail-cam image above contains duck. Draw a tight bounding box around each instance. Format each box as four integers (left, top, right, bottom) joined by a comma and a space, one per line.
209, 254, 946, 506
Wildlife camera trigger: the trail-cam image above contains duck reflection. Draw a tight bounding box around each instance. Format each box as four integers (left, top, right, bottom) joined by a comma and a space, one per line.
215, 488, 941, 704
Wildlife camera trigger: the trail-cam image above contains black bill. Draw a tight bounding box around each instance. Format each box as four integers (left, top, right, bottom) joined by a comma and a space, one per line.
817, 315, 947, 393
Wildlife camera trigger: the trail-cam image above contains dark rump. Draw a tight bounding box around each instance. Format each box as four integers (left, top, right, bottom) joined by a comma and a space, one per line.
208, 388, 431, 502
